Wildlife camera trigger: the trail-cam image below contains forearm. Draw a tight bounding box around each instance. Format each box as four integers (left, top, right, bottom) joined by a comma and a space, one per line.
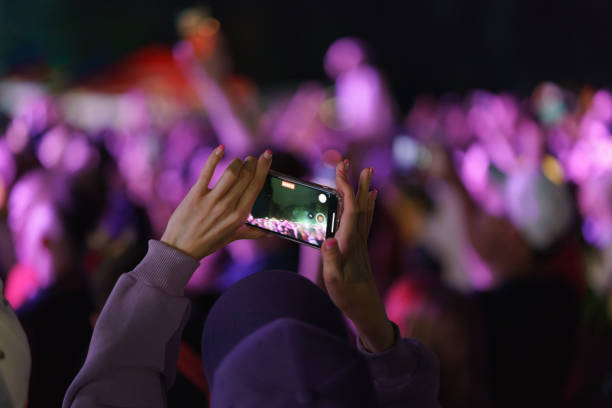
63, 240, 199, 408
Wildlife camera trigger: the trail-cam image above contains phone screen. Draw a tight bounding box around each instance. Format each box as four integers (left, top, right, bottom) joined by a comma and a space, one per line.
247, 172, 339, 248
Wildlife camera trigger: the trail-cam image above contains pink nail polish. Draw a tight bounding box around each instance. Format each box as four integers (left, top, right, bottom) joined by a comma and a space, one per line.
325, 238, 337, 249
216, 144, 225, 155
264, 149, 272, 159
370, 167, 374, 175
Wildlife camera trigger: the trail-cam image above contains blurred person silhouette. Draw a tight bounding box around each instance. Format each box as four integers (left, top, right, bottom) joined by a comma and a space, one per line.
63, 147, 440, 407
324, 37, 394, 144
380, 173, 490, 408
436, 152, 581, 408
6, 166, 106, 407
174, 7, 254, 159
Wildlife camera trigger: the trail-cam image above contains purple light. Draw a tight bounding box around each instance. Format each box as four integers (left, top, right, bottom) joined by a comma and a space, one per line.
324, 37, 367, 79
63, 134, 99, 173
590, 90, 612, 122
8, 171, 48, 238
515, 119, 543, 169
443, 107, 472, 147
335, 65, 392, 140
5, 117, 30, 154
37, 126, 69, 169
568, 118, 612, 182
22, 97, 60, 134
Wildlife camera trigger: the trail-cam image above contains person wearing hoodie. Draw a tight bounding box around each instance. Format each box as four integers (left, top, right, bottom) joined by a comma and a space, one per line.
63, 145, 440, 407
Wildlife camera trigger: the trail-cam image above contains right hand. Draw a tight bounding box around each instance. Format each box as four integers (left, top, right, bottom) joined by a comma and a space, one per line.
321, 160, 395, 352
161, 145, 272, 260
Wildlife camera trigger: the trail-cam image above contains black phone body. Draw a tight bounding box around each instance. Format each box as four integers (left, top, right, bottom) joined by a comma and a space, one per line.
247, 170, 340, 248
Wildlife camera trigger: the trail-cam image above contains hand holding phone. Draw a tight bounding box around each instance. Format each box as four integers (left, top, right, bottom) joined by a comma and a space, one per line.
321, 160, 395, 353
161, 146, 272, 260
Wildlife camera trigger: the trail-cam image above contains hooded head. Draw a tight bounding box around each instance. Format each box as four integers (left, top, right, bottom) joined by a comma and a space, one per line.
201, 270, 377, 407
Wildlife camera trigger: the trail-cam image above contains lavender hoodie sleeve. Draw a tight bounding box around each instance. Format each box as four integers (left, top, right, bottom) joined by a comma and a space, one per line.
358, 323, 441, 408
62, 240, 199, 408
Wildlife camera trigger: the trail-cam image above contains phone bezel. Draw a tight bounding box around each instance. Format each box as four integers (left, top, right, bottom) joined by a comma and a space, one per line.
246, 170, 340, 248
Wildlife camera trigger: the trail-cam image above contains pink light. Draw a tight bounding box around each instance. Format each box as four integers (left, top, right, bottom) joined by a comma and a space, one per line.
6, 117, 29, 154
4, 263, 40, 309
461, 144, 489, 193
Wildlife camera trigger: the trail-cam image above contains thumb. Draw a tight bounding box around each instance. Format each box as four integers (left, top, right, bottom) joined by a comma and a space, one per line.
321, 238, 343, 284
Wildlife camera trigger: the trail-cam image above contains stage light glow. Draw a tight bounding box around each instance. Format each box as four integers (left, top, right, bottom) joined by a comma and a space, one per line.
392, 135, 419, 169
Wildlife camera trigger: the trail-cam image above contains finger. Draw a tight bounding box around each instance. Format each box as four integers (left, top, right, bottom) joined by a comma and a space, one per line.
195, 144, 225, 192
210, 158, 244, 199
356, 167, 373, 237
356, 167, 373, 212
321, 238, 344, 284
224, 156, 257, 206
335, 159, 357, 241
365, 189, 377, 238
237, 149, 273, 212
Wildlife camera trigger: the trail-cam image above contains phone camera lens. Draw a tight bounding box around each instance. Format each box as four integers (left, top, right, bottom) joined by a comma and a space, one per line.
308, 213, 314, 219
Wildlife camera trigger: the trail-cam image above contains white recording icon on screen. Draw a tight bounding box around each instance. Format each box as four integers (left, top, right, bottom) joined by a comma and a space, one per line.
318, 193, 327, 203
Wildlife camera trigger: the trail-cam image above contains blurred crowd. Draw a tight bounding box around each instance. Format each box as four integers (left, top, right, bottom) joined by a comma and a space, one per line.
2, 6, 612, 408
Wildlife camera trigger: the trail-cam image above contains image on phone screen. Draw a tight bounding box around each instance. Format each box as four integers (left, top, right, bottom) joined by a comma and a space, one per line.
247, 172, 339, 248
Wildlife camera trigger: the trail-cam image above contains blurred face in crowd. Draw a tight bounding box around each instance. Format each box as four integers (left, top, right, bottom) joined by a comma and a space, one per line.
8, 173, 72, 288
468, 212, 533, 281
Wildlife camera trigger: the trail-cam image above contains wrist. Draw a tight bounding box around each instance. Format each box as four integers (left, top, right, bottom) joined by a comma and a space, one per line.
160, 233, 206, 261
356, 317, 395, 353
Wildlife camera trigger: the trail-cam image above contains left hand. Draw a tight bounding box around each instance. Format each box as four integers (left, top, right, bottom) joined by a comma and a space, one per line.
161, 145, 272, 260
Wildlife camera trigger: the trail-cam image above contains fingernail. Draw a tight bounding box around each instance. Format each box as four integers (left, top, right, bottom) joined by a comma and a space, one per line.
344, 159, 350, 170
370, 167, 374, 175
216, 144, 225, 155
264, 149, 272, 159
325, 238, 337, 249
373, 189, 378, 199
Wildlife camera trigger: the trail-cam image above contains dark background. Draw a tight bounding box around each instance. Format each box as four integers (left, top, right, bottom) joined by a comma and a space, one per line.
1, 0, 611, 108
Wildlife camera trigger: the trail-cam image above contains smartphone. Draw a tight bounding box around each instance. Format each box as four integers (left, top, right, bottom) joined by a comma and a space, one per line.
247, 170, 340, 248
